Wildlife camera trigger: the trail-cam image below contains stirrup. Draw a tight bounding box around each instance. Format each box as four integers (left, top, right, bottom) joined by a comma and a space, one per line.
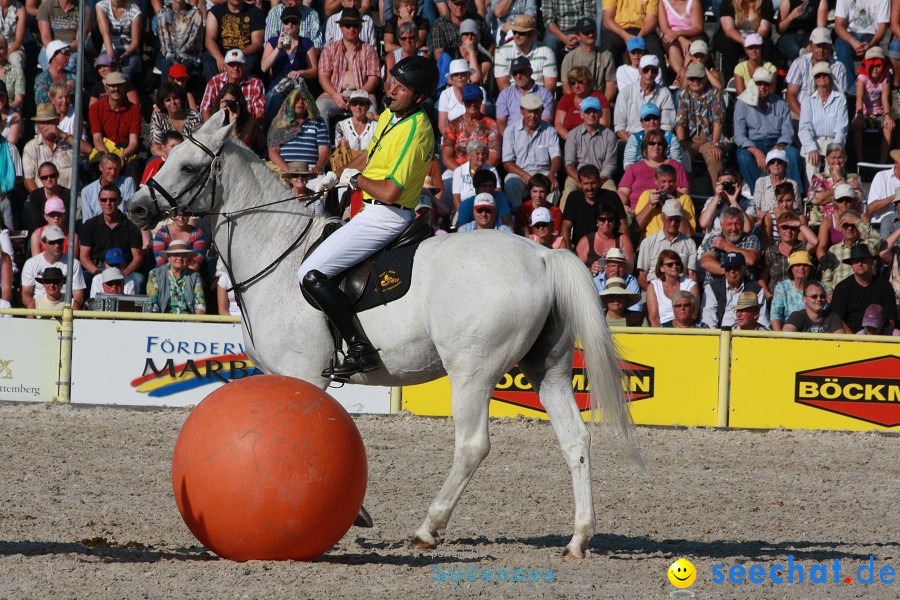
321, 344, 380, 381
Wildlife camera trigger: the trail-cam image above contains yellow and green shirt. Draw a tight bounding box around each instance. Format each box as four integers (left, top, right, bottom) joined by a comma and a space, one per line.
363, 108, 435, 210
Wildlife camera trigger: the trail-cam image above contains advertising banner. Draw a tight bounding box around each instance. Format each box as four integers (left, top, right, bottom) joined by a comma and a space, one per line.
402, 332, 720, 427
69, 320, 391, 413
0, 318, 60, 402
729, 336, 900, 431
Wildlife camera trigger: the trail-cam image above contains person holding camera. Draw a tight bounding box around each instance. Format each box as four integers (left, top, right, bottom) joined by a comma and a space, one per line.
633, 163, 696, 239
698, 169, 756, 237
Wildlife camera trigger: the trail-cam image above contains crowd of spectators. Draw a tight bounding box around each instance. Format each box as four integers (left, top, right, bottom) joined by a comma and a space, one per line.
0, 0, 897, 333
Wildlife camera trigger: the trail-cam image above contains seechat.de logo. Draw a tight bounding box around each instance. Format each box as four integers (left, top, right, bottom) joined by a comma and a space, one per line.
491, 350, 655, 412
794, 356, 900, 427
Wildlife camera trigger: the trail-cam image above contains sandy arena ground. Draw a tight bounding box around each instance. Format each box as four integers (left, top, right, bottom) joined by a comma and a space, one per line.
0, 402, 897, 599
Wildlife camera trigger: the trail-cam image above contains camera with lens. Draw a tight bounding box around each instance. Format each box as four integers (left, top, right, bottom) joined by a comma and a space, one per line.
721, 181, 735, 194
225, 98, 238, 111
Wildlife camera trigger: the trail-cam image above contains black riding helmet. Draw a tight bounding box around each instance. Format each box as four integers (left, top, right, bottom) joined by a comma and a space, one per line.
389, 56, 440, 98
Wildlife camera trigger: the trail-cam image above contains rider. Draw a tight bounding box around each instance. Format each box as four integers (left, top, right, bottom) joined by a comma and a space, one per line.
298, 56, 439, 381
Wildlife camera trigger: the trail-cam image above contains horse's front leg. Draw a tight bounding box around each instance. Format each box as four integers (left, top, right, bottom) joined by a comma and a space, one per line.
411, 376, 492, 549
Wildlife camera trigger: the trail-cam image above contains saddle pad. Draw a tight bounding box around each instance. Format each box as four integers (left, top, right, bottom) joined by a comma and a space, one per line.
351, 242, 418, 313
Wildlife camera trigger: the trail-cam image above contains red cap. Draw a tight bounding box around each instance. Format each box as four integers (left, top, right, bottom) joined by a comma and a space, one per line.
168, 64, 189, 80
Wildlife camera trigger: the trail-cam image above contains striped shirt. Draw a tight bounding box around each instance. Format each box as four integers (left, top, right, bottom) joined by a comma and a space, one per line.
494, 41, 558, 87
797, 89, 848, 152
318, 40, 380, 95
785, 54, 848, 106
265, 5, 323, 49
199, 73, 266, 119
278, 117, 329, 164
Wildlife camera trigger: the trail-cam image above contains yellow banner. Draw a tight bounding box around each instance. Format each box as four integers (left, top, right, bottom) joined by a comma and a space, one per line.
402, 332, 720, 427
729, 337, 900, 431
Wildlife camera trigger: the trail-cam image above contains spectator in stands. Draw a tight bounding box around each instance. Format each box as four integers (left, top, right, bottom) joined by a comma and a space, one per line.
759, 211, 817, 299
457, 193, 514, 232
0, 213, 10, 303
675, 63, 726, 186
442, 84, 501, 173
599, 277, 646, 327
622, 103, 683, 169
149, 83, 202, 156
634, 170, 696, 239
0, 81, 17, 148
776, 0, 827, 61
527, 206, 564, 248
29, 196, 77, 257
698, 169, 756, 237
562, 96, 616, 203
783, 280, 848, 332
21, 226, 85, 309
200, 49, 266, 125
852, 47, 894, 165
807, 143, 863, 226
34, 40, 74, 105
560, 18, 616, 100
37, 0, 83, 73
699, 206, 761, 286
562, 164, 619, 249
334, 90, 377, 152
675, 39, 723, 90
798, 62, 849, 183
0, 36, 24, 111
438, 62, 484, 135
817, 183, 861, 258
213, 84, 262, 151
204, 0, 265, 80
855, 304, 900, 335
23, 161, 68, 232
618, 129, 689, 215
821, 209, 883, 294
759, 182, 804, 247
89, 54, 140, 108
733, 291, 768, 330
265, 0, 322, 53
91, 266, 133, 300
385, 23, 434, 91
432, 0, 493, 62
542, 0, 595, 59
750, 149, 802, 223
282, 162, 316, 197
492, 0, 536, 44
614, 55, 675, 141
714, 0, 773, 82
515, 173, 562, 235
615, 37, 664, 90
23, 104, 75, 192
658, 0, 704, 84
494, 14, 557, 91
325, 0, 375, 46
156, 0, 204, 82
878, 187, 900, 245
147, 239, 206, 314
701, 252, 768, 329
735, 70, 803, 195
152, 214, 207, 272
636, 198, 698, 288
141, 131, 184, 186
79, 184, 144, 290
383, 0, 428, 52
217, 268, 242, 317
267, 87, 330, 179
32, 266, 65, 311
501, 93, 561, 207
867, 151, 900, 227
452, 19, 494, 85
315, 9, 379, 128
601, 0, 664, 69
495, 56, 554, 134
0, 0, 25, 72
88, 71, 141, 176
49, 82, 91, 155
593, 247, 642, 311
454, 169, 514, 228
832, 245, 896, 332
81, 153, 136, 221
786, 29, 849, 119
647, 248, 699, 326
260, 6, 319, 120
556, 68, 611, 140
834, 0, 890, 95
95, 0, 142, 83
578, 200, 633, 273
451, 140, 499, 208
769, 249, 816, 330
733, 34, 776, 99
667, 290, 703, 327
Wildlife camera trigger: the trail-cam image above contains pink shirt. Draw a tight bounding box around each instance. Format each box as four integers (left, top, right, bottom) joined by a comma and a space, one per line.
619, 159, 690, 209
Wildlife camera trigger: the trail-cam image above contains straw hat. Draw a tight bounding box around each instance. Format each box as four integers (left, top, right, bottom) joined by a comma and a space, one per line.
161, 240, 197, 258
598, 277, 642, 306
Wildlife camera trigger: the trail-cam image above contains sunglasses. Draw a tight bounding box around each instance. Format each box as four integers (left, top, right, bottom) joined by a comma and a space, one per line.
513, 31, 530, 36
399, 35, 416, 41
673, 303, 692, 309
661, 262, 681, 268
533, 222, 550, 228
841, 223, 858, 229
475, 208, 494, 215
282, 18, 299, 24
642, 67, 659, 74
597, 216, 614, 223
569, 79, 588, 85
835, 197, 853, 203
687, 77, 704, 82
341, 23, 362, 29
641, 115, 660, 122
629, 49, 645, 54
46, 212, 64, 218
647, 141, 665, 147
99, 197, 119, 203
806, 294, 826, 300
39, 174, 58, 180
45, 239, 64, 245
756, 81, 772, 87
579, 30, 596, 36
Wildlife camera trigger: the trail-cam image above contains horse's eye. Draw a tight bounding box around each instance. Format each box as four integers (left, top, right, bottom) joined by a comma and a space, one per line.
182, 165, 197, 174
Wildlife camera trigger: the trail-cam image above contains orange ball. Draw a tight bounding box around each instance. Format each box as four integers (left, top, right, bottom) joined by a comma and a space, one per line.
172, 375, 367, 561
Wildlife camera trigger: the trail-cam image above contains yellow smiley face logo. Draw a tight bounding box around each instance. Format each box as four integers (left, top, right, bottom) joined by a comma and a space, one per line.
668, 558, 697, 588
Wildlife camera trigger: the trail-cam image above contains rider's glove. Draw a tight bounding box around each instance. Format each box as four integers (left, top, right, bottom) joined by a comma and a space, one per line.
340, 168, 361, 190
315, 172, 338, 193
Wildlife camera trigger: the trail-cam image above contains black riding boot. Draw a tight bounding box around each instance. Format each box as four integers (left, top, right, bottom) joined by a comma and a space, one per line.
301, 270, 380, 380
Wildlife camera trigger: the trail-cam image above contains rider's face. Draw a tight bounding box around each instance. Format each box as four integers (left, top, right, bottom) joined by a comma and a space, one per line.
388, 79, 419, 113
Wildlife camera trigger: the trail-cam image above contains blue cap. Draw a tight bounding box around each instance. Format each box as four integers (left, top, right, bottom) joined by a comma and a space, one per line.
626, 37, 646, 52
105, 247, 126, 266
461, 84, 482, 102
580, 96, 601, 112
722, 252, 746, 269
640, 103, 661, 119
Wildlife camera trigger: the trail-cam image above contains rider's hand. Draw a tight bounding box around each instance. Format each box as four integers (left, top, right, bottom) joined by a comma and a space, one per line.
340, 168, 361, 190
315, 172, 338, 193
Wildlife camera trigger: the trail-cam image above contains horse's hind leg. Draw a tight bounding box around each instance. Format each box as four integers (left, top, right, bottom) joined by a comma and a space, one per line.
519, 338, 595, 558
411, 373, 494, 550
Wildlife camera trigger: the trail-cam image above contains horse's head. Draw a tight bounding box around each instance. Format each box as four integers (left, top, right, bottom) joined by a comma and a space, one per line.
127, 111, 235, 230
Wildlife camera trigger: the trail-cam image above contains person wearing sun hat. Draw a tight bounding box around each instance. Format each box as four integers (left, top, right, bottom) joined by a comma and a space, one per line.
34, 39, 75, 104
770, 249, 817, 331
599, 277, 647, 327
494, 14, 558, 91
798, 61, 848, 182
282, 161, 316, 196
820, 208, 883, 295
147, 239, 206, 314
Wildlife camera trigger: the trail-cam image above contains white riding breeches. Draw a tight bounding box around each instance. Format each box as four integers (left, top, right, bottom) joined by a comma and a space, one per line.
298, 203, 416, 281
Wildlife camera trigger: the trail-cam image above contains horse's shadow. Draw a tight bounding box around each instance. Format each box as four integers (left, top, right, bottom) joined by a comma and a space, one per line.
0, 540, 216, 563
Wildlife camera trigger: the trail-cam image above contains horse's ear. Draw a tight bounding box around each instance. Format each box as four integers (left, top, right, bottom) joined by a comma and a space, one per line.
205, 110, 237, 154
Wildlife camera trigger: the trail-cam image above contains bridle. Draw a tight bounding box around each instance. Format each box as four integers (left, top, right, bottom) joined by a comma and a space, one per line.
144, 134, 223, 220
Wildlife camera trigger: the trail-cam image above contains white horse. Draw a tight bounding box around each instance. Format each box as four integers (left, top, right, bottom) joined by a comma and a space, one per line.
127, 112, 639, 558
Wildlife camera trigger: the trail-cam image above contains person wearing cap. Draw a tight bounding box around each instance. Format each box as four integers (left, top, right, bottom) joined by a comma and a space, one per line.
95, 0, 143, 82
147, 240, 206, 314
494, 14, 558, 91
834, 0, 891, 95
541, 0, 597, 58
203, 0, 265, 81
798, 62, 848, 182
634, 167, 697, 239
495, 56, 554, 134
701, 251, 768, 329
600, 0, 664, 70
734, 69, 803, 195
699, 206, 761, 287
324, 0, 375, 46
23, 104, 75, 192
733, 34, 777, 100
657, 0, 704, 84
562, 95, 616, 204
440, 83, 497, 172
87, 248, 137, 298
516, 173, 564, 235
431, 0, 494, 62
560, 18, 616, 99
750, 149, 802, 224
866, 150, 900, 225
88, 57, 140, 111
622, 102, 684, 170
81, 153, 136, 222
29, 195, 77, 257
785, 28, 848, 117
21, 225, 86, 310
820, 208, 883, 294
783, 280, 848, 333
264, 0, 323, 53
32, 267, 66, 312
156, 0, 204, 83
383, 0, 429, 53
675, 62, 726, 186
88, 71, 141, 167
455, 169, 515, 228
613, 54, 675, 140
502, 92, 562, 206
200, 48, 267, 123
556, 68, 612, 140
33, 39, 75, 105
438, 60, 482, 135
456, 193, 514, 232
260, 7, 320, 120
769, 249, 817, 330
614, 36, 665, 90
759, 209, 817, 298
527, 206, 564, 248
676, 39, 723, 90
22, 162, 68, 231
79, 183, 144, 289
712, 0, 774, 82
599, 277, 647, 327
851, 47, 894, 164
151, 213, 207, 273
831, 244, 896, 331
776, 0, 828, 61
0, 36, 25, 111
855, 304, 900, 335
646, 248, 697, 326
733, 291, 769, 330
593, 246, 642, 311
315, 8, 380, 128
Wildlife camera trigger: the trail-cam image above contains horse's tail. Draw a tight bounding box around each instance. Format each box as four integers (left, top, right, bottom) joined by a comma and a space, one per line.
544, 250, 642, 466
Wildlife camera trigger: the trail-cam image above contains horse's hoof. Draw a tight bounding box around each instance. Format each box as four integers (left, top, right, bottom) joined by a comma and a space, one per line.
561, 547, 588, 559
410, 535, 438, 550
353, 505, 374, 528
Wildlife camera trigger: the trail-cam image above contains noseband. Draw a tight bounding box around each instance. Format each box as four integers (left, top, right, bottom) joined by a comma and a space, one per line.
145, 134, 223, 218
